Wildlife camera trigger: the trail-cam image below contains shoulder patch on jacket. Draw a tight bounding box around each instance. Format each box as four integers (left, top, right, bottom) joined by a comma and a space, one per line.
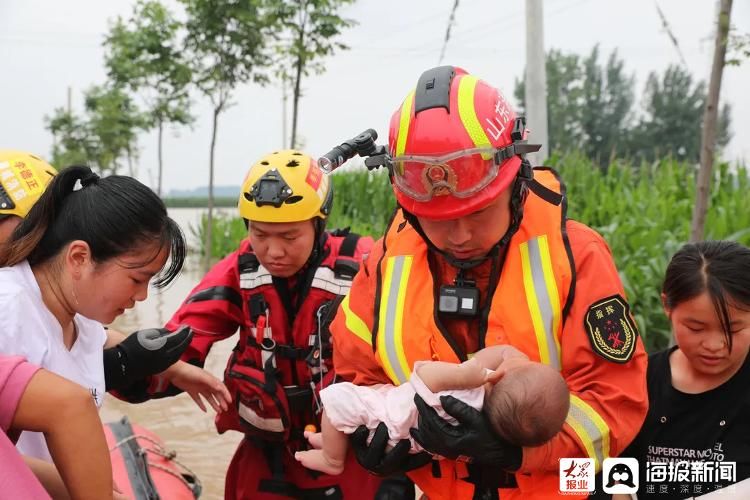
584, 294, 638, 363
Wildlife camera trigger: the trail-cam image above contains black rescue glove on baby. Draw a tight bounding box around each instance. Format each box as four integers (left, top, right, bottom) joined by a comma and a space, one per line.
351, 422, 432, 476
103, 325, 193, 391
410, 394, 522, 470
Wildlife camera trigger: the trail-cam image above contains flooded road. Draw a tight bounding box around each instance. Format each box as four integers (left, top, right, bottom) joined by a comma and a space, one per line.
100, 208, 242, 500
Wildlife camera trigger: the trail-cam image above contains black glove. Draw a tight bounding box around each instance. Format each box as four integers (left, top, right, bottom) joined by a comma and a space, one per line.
350, 422, 432, 477
104, 325, 193, 391
374, 473, 416, 500
410, 394, 522, 470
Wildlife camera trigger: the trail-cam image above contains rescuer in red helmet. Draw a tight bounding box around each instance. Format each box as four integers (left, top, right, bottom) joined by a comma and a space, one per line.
330, 65, 648, 499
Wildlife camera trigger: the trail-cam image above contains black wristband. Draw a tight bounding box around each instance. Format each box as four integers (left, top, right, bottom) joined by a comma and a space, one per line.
103, 346, 128, 391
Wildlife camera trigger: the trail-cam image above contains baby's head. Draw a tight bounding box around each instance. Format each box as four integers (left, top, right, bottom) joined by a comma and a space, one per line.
484, 361, 569, 447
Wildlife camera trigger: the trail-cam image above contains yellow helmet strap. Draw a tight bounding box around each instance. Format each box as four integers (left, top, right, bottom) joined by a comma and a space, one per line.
245, 169, 295, 208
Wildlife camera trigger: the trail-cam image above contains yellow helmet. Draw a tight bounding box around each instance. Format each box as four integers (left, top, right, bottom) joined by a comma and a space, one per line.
238, 150, 333, 223
0, 150, 57, 219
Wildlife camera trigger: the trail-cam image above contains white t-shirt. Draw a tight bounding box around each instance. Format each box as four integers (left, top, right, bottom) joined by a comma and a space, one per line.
0, 260, 107, 461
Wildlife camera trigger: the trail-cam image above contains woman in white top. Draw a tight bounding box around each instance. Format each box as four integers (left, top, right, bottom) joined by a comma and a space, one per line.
0, 165, 230, 463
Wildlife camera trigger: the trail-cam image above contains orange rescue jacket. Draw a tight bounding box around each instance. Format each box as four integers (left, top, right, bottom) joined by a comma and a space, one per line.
331, 168, 648, 499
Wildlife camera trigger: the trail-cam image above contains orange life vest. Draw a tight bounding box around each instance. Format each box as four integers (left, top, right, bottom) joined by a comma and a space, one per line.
372, 168, 578, 499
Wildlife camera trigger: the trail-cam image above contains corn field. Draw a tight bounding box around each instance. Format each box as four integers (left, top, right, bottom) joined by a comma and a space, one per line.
192, 156, 750, 353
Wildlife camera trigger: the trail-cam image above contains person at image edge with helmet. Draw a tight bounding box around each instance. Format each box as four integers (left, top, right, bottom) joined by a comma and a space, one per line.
127, 151, 404, 499
0, 150, 57, 242
329, 66, 649, 499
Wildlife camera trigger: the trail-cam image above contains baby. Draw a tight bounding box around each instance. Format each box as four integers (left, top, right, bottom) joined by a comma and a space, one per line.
295, 345, 570, 475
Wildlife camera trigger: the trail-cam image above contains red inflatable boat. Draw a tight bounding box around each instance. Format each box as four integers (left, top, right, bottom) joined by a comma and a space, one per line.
105, 416, 202, 500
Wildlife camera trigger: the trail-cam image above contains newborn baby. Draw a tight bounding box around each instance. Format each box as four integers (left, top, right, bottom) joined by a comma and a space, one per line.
295, 345, 570, 475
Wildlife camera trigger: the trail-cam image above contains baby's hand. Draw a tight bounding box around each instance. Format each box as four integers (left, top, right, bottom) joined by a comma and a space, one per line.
455, 357, 495, 388
484, 369, 505, 384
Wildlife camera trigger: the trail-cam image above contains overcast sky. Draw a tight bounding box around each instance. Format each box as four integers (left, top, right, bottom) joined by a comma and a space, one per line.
1, 0, 748, 193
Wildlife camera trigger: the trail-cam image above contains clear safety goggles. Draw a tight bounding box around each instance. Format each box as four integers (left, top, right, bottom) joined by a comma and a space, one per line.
390, 141, 544, 202
390, 148, 499, 202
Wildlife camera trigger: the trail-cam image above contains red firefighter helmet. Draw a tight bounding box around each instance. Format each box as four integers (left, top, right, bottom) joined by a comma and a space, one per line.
388, 66, 526, 220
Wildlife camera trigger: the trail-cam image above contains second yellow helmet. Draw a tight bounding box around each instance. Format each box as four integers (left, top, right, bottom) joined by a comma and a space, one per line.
238, 150, 333, 223
0, 150, 57, 219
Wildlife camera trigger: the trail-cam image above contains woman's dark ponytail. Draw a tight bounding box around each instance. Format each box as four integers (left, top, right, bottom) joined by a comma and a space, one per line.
0, 165, 185, 288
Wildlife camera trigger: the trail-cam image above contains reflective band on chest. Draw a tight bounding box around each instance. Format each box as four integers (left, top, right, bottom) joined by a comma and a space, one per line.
377, 255, 414, 386
519, 235, 562, 370
240, 265, 352, 296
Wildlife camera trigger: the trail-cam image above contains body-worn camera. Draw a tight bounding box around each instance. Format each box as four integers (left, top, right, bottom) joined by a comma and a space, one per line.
438, 274, 479, 317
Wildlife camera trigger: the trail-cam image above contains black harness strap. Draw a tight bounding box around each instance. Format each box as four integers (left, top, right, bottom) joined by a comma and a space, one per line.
527, 178, 563, 206
334, 231, 361, 279
246, 336, 332, 360
256, 439, 344, 498
463, 463, 516, 499
238, 252, 261, 273
339, 231, 360, 257
258, 441, 298, 497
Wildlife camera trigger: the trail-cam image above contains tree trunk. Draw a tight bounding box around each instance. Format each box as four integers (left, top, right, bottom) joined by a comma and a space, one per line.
690, 0, 733, 243
290, 29, 305, 149
205, 105, 221, 272
157, 120, 164, 197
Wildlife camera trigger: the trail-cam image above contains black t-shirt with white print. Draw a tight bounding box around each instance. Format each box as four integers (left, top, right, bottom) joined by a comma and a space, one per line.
623, 346, 750, 499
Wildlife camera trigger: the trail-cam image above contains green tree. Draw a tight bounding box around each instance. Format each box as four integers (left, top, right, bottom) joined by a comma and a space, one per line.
271, 0, 356, 148
83, 85, 147, 175
515, 46, 634, 163
104, 0, 194, 195
578, 47, 635, 163
515, 49, 583, 154
726, 29, 749, 66
633, 65, 732, 163
179, 0, 274, 269
45, 86, 146, 175
46, 108, 95, 168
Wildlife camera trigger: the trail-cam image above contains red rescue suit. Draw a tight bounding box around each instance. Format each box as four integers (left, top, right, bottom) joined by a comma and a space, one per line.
166, 231, 382, 499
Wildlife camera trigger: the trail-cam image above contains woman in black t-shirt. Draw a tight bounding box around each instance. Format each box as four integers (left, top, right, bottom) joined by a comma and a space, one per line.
622, 241, 750, 499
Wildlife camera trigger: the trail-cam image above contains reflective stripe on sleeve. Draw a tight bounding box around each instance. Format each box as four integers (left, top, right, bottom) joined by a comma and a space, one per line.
566, 394, 611, 471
